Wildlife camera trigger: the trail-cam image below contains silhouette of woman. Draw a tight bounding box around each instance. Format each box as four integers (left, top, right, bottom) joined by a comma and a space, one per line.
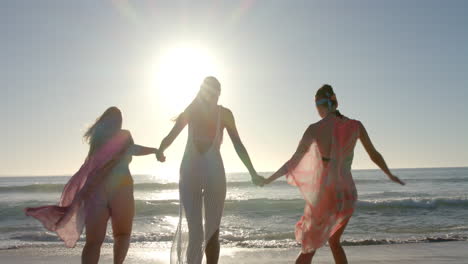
264, 85, 404, 264
26, 107, 160, 264
157, 77, 264, 264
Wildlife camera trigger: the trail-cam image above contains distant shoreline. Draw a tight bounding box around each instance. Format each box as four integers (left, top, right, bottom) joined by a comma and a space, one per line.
2, 166, 467, 178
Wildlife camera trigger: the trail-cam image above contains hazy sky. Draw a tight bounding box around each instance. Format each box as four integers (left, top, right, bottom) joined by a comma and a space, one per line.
2, 1, 467, 178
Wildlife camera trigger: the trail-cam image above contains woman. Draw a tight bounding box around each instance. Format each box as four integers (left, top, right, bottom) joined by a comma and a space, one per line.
263, 85, 404, 264
26, 107, 159, 264
157, 76, 264, 264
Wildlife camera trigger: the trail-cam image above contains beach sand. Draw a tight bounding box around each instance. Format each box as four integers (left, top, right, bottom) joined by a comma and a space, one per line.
1, 241, 467, 264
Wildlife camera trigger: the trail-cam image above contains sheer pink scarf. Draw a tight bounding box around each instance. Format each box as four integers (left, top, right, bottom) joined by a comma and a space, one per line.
286, 118, 360, 253
25, 131, 131, 248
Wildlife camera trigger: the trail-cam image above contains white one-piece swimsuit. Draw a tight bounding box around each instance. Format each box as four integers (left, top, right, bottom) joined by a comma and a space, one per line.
171, 106, 226, 264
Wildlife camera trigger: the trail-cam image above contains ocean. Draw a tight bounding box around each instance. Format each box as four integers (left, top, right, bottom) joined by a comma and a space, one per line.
1, 167, 467, 250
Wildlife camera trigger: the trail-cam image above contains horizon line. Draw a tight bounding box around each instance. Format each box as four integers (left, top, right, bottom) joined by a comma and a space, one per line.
1, 165, 467, 177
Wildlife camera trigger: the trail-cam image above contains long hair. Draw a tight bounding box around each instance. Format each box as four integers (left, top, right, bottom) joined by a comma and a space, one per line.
83, 107, 123, 157
175, 76, 221, 122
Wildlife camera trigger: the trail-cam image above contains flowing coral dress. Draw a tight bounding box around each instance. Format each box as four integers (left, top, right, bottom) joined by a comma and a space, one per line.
286, 117, 361, 253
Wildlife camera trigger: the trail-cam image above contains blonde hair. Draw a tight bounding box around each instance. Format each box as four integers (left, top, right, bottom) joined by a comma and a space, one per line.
84, 107, 122, 157
175, 76, 221, 122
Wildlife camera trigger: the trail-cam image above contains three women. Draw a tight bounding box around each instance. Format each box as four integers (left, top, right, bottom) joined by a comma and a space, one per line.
26, 79, 403, 264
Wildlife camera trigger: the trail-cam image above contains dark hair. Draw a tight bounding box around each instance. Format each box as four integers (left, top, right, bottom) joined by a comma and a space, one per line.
315, 84, 344, 118
84, 106, 123, 157
176, 76, 221, 121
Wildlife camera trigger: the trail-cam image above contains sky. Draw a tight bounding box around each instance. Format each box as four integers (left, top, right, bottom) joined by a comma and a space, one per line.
1, 0, 467, 178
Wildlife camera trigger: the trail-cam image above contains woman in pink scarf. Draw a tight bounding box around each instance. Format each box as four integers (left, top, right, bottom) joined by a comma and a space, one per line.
25, 107, 159, 264
264, 85, 405, 264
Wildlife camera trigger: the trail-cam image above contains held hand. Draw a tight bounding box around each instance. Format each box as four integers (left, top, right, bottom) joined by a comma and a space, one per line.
389, 174, 405, 185
251, 174, 266, 187
155, 150, 166, 162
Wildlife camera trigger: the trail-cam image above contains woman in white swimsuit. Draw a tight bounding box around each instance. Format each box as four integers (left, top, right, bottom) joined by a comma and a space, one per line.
157, 76, 264, 264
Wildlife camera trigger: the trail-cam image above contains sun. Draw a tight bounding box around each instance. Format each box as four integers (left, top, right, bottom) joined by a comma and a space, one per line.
152, 44, 221, 114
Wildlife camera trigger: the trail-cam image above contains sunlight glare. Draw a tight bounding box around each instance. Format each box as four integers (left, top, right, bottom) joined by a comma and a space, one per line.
152, 44, 221, 115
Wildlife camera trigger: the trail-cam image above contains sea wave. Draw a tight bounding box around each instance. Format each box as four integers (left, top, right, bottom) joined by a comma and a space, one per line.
226, 235, 468, 248
136, 197, 468, 215
0, 182, 262, 193
6, 232, 468, 249
3, 197, 468, 221
357, 197, 468, 209
1, 176, 467, 193
0, 183, 179, 193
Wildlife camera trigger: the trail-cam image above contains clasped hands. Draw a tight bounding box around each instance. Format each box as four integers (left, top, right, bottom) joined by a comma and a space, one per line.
251, 173, 274, 187
155, 149, 166, 163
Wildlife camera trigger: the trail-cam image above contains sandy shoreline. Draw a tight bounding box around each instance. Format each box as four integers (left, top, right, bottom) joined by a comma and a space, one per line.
1, 241, 467, 263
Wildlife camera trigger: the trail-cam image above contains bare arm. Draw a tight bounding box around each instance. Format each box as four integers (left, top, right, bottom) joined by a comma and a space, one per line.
265, 125, 315, 184
131, 145, 158, 156
157, 113, 189, 161
121, 130, 158, 156
223, 108, 262, 184
359, 122, 405, 185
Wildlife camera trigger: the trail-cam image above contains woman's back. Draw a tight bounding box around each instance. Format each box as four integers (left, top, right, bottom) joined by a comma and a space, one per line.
311, 115, 360, 164
285, 115, 361, 251
263, 84, 404, 261
187, 106, 222, 154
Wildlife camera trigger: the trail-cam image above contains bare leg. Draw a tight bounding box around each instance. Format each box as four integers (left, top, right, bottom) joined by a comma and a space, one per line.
203, 165, 226, 264
110, 186, 135, 264
295, 250, 315, 264
205, 229, 220, 264
82, 205, 109, 264
328, 218, 350, 264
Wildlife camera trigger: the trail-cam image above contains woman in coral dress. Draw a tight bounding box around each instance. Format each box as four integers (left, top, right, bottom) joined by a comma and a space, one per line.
264, 85, 404, 264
